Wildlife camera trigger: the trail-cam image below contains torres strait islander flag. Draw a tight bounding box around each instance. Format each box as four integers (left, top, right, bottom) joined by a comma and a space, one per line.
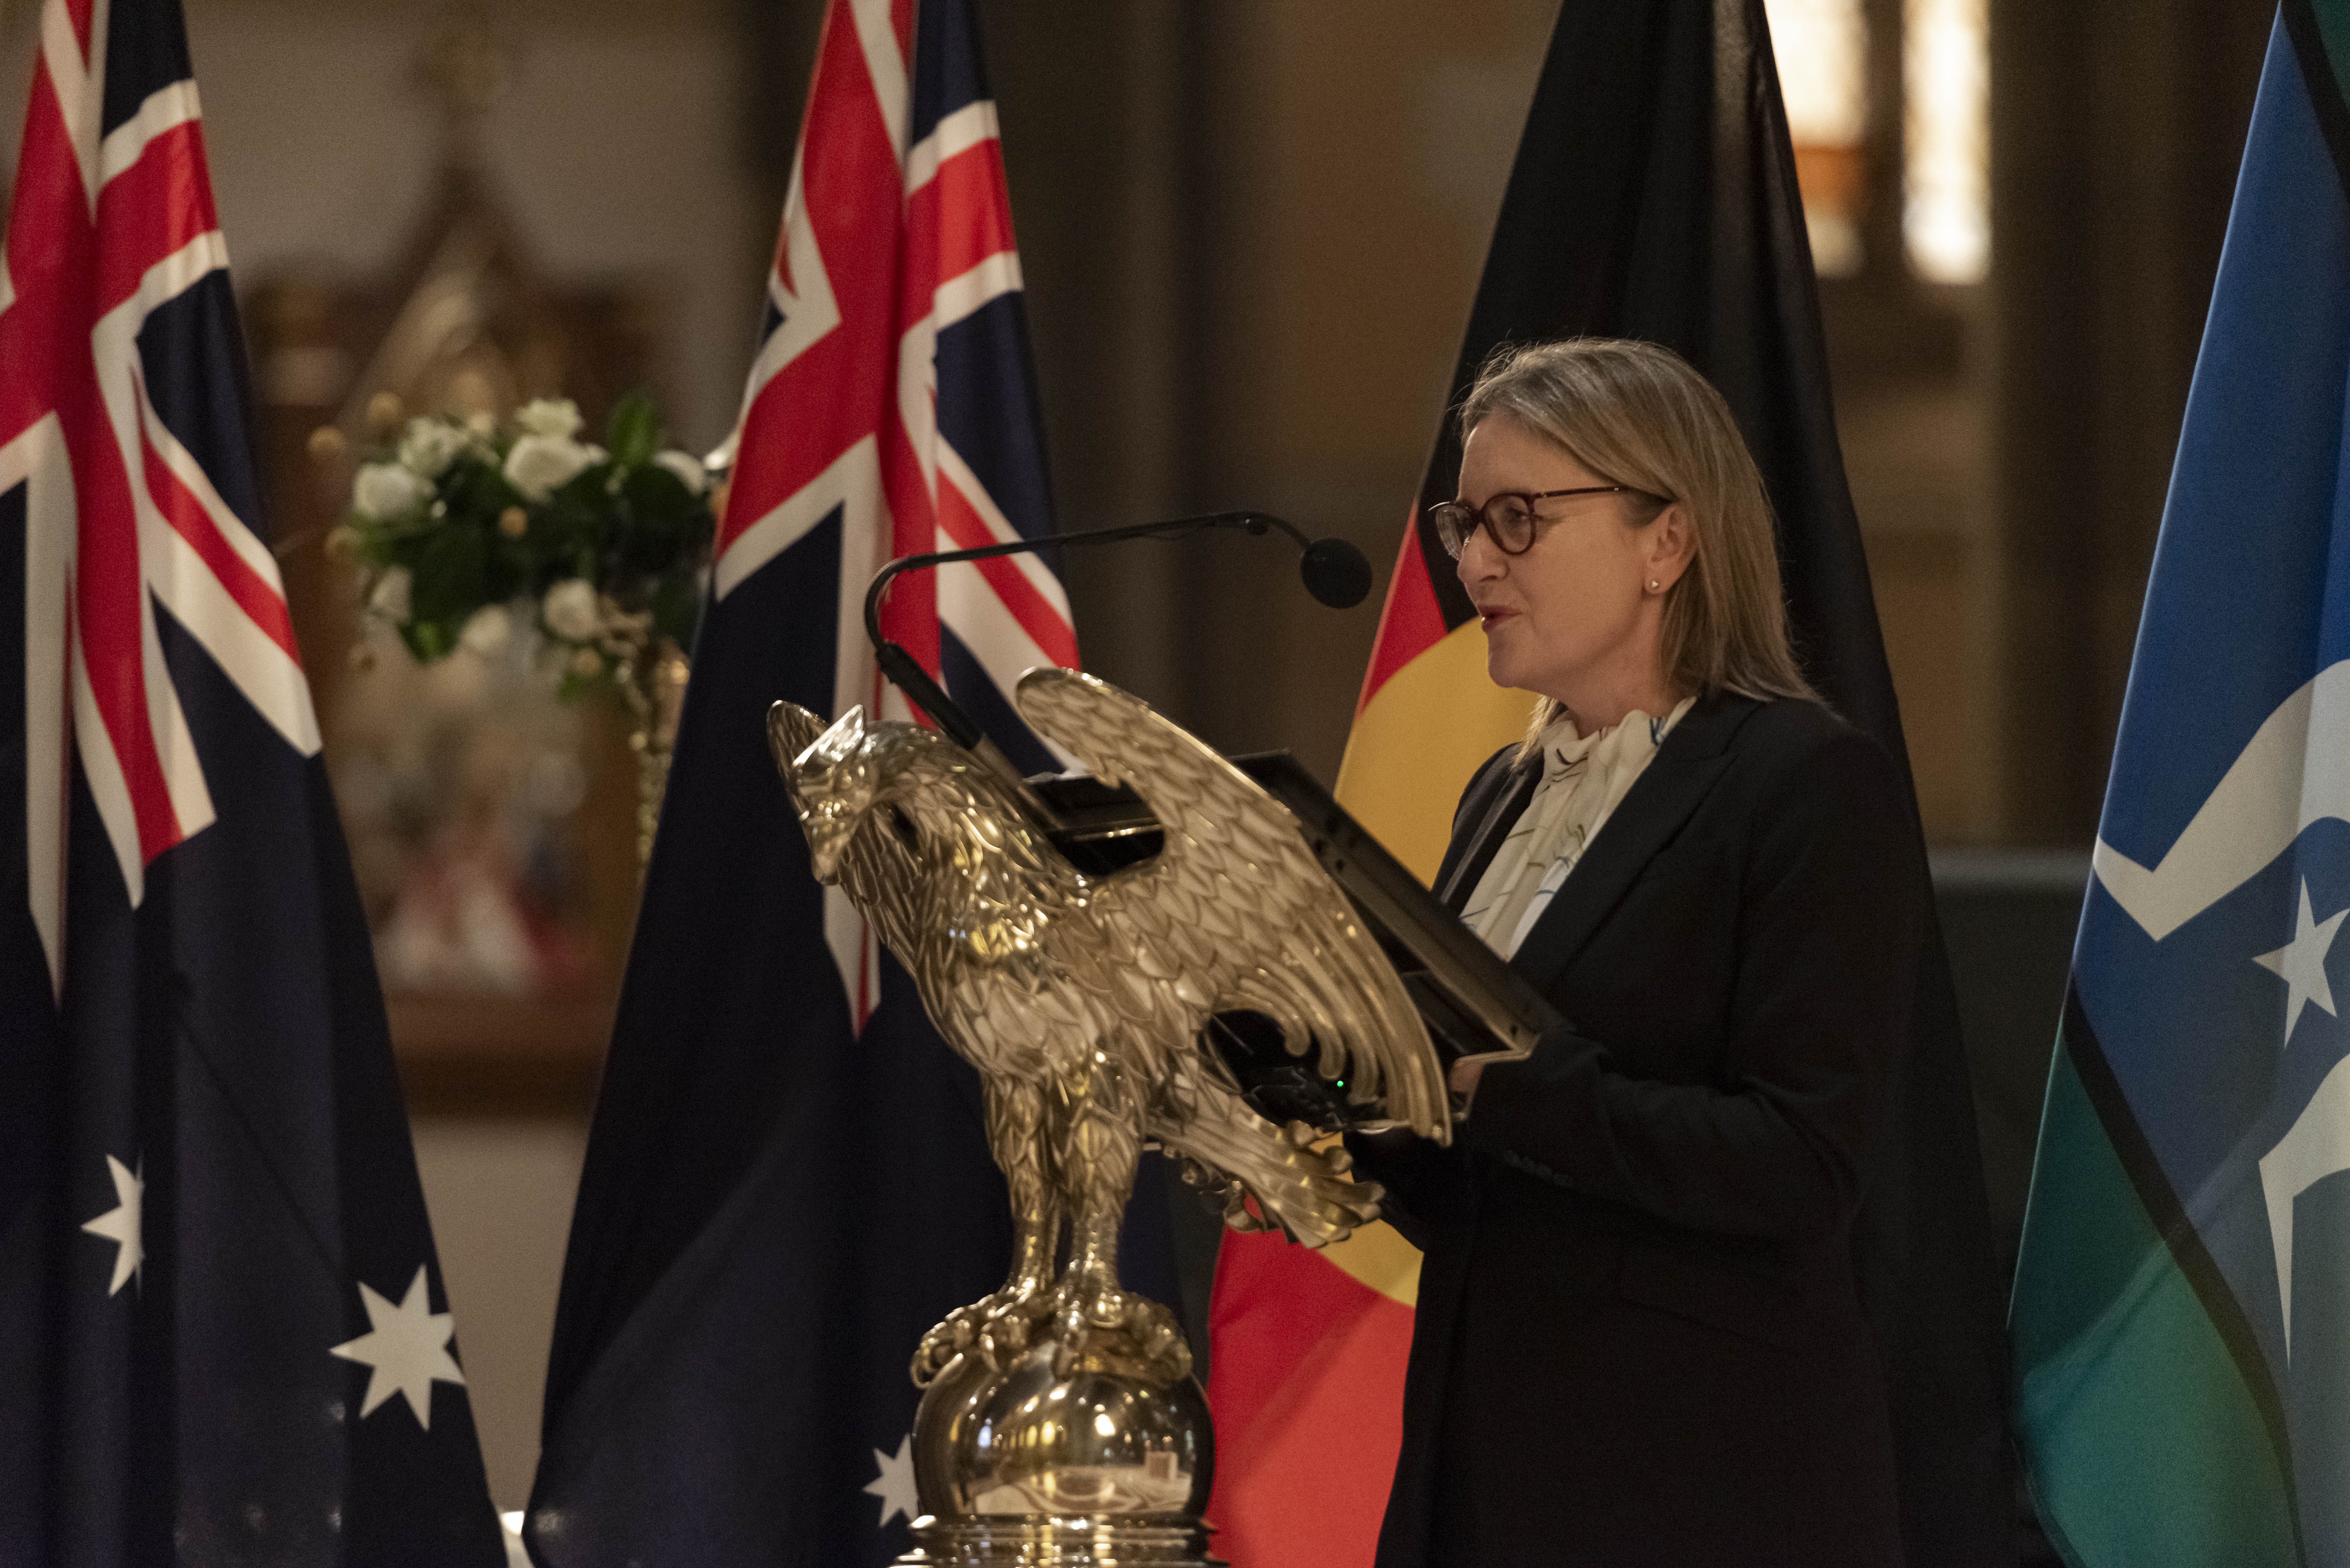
1207, 2, 2004, 1565
0, 0, 503, 1560
530, 3, 1170, 1564
2011, 7, 2350, 1562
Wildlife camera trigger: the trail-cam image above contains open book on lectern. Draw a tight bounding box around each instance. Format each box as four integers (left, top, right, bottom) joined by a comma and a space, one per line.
1032, 754, 1560, 1134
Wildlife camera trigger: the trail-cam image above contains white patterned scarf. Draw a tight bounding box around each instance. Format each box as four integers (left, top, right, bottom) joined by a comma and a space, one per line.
1461, 695, 1696, 960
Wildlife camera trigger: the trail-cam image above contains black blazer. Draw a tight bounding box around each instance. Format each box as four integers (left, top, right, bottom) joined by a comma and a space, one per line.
1356, 691, 1927, 1568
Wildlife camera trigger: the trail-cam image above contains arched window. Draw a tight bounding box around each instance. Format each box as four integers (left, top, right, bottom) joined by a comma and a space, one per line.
1767, 0, 1988, 286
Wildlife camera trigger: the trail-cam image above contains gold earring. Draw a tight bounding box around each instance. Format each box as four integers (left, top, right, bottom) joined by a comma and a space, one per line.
1648, 579, 1661, 593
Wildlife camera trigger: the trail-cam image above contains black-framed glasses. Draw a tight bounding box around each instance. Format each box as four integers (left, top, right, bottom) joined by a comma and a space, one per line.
1429, 486, 1662, 559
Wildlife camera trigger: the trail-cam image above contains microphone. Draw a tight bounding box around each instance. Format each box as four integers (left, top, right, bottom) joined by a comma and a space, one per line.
861, 510, 1371, 750
1299, 535, 1375, 611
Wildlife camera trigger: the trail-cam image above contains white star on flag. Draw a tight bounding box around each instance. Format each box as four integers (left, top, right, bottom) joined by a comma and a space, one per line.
2255, 878, 2348, 1045
865, 1432, 919, 1527
79, 1154, 144, 1296
329, 1266, 466, 1429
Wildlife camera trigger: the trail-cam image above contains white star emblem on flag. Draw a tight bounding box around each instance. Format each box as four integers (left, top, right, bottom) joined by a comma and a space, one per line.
865, 1432, 919, 1527
2254, 878, 2348, 1045
79, 1153, 144, 1295
329, 1266, 466, 1429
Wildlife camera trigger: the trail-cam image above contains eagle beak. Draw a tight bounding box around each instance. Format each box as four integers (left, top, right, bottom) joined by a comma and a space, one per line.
803, 819, 850, 884
798, 801, 862, 884
766, 700, 831, 772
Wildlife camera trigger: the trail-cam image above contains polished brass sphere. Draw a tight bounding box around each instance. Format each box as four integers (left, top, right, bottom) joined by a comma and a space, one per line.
913, 1339, 1213, 1519
898, 1332, 1221, 1565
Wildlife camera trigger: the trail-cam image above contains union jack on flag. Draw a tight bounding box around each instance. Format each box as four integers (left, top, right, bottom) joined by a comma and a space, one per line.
719, 0, 1078, 1023
529, 5, 1175, 1564
1, 0, 501, 1558
2, 0, 317, 980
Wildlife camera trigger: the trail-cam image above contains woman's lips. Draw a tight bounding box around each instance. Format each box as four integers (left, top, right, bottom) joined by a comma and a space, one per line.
1478, 606, 1517, 629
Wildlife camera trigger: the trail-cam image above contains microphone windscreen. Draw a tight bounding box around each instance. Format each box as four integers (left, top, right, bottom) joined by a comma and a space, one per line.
1299, 537, 1374, 609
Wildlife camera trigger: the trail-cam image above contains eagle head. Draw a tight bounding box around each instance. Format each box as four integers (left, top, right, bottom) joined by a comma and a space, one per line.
768, 702, 882, 884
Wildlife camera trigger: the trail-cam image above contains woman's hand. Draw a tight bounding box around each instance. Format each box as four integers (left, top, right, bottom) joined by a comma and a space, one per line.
1449, 1056, 1486, 1098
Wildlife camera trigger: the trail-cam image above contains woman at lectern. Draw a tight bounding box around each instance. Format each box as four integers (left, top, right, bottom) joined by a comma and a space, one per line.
1352, 338, 1924, 1568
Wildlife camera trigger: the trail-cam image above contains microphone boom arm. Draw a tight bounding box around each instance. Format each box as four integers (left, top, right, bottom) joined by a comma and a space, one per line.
861, 510, 1318, 747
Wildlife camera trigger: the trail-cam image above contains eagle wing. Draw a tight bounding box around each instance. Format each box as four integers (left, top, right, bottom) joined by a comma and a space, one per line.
1015, 667, 1449, 1142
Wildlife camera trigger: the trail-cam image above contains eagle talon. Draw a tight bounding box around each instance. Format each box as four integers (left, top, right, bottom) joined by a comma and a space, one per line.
912, 1285, 1052, 1386
978, 1313, 1032, 1365
1040, 1284, 1192, 1383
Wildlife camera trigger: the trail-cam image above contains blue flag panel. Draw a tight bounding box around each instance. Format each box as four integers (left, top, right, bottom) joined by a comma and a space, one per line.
2014, 6, 2350, 1561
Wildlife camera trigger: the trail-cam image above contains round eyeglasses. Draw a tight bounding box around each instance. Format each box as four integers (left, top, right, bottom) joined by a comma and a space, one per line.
1429, 486, 1664, 559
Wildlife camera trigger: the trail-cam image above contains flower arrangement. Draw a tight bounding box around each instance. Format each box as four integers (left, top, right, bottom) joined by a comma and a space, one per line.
338, 392, 713, 702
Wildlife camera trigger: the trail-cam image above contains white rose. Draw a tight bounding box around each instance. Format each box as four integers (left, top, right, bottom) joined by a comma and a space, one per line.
654, 449, 708, 495
398, 418, 468, 478
514, 398, 584, 440
504, 434, 595, 501
367, 566, 413, 624
353, 462, 425, 520
542, 578, 603, 641
460, 604, 511, 656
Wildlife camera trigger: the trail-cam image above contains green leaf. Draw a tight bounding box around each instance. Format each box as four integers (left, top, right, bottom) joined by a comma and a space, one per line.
401, 618, 455, 662
410, 526, 488, 629
556, 664, 610, 704
652, 565, 703, 648
433, 458, 513, 528
606, 391, 661, 468
553, 463, 611, 509
624, 462, 693, 517
347, 529, 393, 570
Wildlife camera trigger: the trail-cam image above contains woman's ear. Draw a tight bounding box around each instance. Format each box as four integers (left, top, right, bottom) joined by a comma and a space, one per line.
1644, 502, 1696, 592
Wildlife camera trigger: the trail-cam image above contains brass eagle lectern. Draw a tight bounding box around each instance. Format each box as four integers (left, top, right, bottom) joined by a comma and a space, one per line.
769, 668, 1450, 1567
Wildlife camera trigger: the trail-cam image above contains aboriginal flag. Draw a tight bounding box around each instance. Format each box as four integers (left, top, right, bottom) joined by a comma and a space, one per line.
1204, 3, 2008, 1565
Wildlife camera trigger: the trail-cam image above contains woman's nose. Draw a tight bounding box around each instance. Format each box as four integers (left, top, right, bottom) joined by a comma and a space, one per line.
1455, 525, 1502, 586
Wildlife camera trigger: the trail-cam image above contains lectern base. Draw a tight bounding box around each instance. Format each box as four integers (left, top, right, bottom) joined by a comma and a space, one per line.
897, 1513, 1222, 1567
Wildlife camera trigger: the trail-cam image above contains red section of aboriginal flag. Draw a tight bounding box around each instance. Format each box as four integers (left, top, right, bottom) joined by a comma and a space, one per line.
1207, 1231, 1416, 1568
1355, 515, 1451, 716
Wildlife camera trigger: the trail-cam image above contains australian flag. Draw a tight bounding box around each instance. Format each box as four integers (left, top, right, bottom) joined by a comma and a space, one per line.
528, 3, 1172, 1564
0, 0, 504, 1562
2011, 5, 2350, 1563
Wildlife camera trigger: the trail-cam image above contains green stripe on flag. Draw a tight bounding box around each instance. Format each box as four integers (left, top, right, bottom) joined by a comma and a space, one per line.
2309, 0, 2350, 114
2011, 1031, 2299, 1567
2289, 0, 2350, 196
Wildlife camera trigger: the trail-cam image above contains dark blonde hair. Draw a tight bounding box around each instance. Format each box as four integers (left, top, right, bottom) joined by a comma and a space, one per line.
1456, 337, 1820, 751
